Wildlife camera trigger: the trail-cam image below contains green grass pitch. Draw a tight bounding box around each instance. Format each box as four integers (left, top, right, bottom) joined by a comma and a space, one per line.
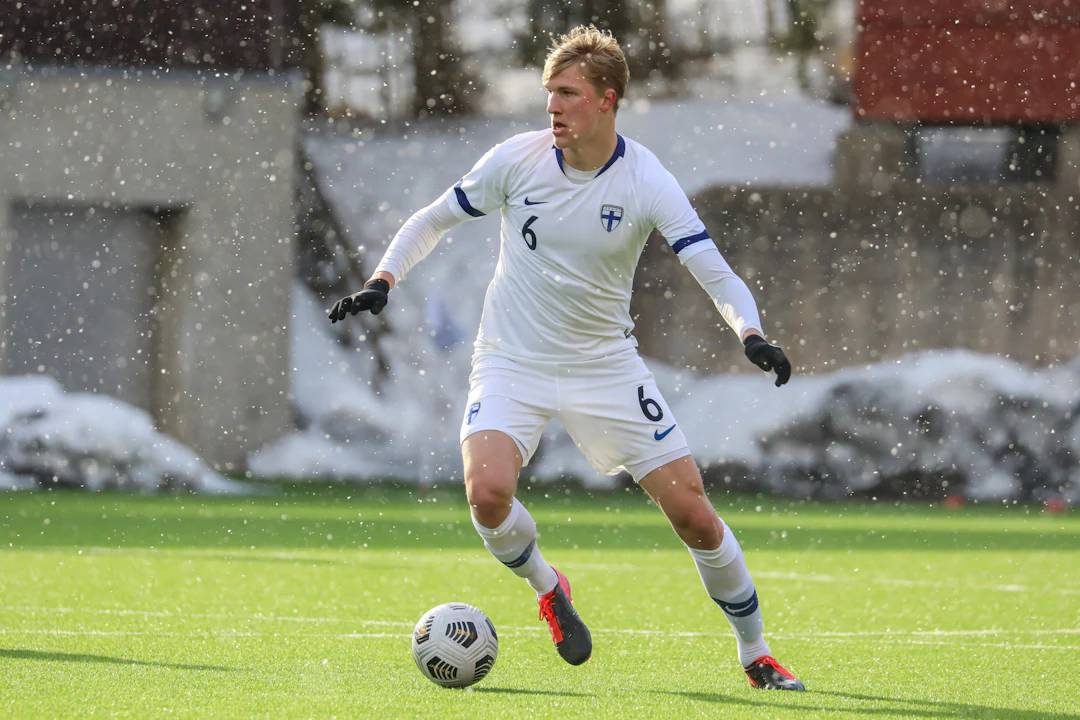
1, 484, 1078, 718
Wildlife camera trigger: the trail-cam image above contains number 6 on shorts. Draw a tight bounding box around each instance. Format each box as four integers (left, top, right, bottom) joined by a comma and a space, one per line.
637, 385, 664, 422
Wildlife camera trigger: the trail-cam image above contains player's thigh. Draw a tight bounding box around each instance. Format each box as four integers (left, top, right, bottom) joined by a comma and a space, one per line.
460, 354, 554, 521
461, 405, 543, 527
459, 354, 554, 468
557, 351, 689, 478
462, 429, 523, 506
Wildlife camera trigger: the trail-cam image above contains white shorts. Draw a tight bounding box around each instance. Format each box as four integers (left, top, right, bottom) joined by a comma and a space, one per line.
459, 349, 690, 481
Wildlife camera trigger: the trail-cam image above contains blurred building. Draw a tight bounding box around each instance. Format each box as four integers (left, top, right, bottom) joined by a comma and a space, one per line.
0, 1, 298, 472
837, 0, 1080, 188
634, 0, 1080, 372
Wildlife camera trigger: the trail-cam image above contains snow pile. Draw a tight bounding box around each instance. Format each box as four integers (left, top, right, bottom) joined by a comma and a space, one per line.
753, 353, 1080, 502
0, 376, 247, 494
249, 282, 471, 483
253, 282, 1080, 503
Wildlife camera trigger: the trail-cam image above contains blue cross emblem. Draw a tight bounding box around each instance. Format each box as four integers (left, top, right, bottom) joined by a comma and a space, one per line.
600, 204, 623, 232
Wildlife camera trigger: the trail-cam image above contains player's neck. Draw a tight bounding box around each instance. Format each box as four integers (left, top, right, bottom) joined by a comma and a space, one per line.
561, 128, 619, 172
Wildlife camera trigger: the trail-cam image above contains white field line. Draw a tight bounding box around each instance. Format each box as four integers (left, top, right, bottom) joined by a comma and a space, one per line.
1, 628, 1079, 652
717, 568, 1080, 596
542, 564, 1080, 596
6, 608, 1080, 634
0, 629, 403, 638
0, 606, 410, 626
899, 640, 1080, 651
13, 549, 1080, 614
751, 571, 1080, 596
53, 547, 1080, 595
3, 606, 1080, 643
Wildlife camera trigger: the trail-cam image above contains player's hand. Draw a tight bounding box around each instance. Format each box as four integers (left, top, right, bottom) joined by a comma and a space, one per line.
744, 335, 791, 387
328, 278, 390, 323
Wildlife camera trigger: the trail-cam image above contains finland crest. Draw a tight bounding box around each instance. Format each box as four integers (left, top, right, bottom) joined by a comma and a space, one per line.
600, 204, 623, 232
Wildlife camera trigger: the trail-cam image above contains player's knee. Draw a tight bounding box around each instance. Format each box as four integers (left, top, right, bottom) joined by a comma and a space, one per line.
465, 468, 516, 527
468, 484, 513, 516
677, 502, 723, 549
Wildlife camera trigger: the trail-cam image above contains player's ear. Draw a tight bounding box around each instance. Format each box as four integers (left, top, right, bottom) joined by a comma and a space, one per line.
601, 89, 617, 113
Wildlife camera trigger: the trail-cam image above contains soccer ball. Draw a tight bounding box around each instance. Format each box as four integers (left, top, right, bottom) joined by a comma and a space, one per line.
411, 603, 499, 688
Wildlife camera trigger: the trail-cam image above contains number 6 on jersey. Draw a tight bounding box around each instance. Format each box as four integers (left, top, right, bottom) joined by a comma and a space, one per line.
522, 215, 539, 250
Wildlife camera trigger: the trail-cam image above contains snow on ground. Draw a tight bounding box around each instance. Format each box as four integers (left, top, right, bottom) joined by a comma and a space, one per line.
0, 376, 247, 494
750, 353, 1080, 502
247, 95, 1079, 502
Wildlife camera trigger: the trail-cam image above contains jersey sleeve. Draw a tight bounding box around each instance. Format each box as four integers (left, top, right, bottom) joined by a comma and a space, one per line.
647, 168, 715, 264
446, 143, 508, 222
373, 194, 465, 283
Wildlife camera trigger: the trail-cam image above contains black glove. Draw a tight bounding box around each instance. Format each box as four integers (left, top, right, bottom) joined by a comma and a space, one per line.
328, 278, 390, 323
744, 335, 792, 387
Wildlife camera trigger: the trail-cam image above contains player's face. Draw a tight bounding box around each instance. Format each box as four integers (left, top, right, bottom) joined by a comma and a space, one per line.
544, 65, 614, 150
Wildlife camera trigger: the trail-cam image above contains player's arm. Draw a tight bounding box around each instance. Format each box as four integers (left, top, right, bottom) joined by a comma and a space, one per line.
647, 168, 790, 386
682, 246, 762, 339
329, 144, 508, 323
682, 248, 791, 387
328, 195, 463, 322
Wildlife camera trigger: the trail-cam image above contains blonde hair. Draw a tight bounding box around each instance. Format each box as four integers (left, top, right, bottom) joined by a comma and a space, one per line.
542, 25, 629, 113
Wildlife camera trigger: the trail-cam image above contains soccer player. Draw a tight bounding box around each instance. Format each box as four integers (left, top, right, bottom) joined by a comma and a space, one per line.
329, 26, 803, 691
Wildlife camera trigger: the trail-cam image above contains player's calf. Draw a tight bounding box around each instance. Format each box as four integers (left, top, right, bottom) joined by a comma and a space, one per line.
471, 497, 558, 595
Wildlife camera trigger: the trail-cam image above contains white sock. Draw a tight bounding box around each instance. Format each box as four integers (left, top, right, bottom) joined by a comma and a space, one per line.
472, 497, 558, 595
687, 521, 771, 667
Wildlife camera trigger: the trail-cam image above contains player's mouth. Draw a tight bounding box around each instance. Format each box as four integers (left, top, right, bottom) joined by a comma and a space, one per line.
552, 121, 569, 136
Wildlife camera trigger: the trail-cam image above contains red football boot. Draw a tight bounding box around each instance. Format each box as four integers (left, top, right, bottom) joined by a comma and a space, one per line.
744, 655, 805, 691
537, 567, 592, 665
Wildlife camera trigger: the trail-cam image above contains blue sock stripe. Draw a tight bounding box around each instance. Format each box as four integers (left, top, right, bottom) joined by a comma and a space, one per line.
719, 594, 756, 612
501, 539, 535, 569
712, 591, 759, 618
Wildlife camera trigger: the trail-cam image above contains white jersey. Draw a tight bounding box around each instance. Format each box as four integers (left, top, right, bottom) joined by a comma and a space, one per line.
444, 130, 716, 361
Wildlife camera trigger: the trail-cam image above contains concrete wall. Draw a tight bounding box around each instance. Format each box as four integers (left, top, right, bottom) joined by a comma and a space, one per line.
6, 204, 160, 408
631, 178, 1080, 375
0, 67, 298, 471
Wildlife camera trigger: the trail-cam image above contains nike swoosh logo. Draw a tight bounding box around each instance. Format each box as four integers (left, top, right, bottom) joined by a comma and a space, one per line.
523, 197, 548, 205
654, 424, 676, 441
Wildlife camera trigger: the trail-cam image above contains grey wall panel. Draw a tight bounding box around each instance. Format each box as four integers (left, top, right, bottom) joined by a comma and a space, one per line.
632, 183, 1080, 374
6, 203, 158, 408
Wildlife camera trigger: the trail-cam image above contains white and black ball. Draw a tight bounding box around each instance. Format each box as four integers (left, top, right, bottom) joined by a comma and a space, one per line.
411, 603, 499, 688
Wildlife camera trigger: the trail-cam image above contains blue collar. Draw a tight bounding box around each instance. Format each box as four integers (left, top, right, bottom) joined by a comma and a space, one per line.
554, 134, 626, 179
